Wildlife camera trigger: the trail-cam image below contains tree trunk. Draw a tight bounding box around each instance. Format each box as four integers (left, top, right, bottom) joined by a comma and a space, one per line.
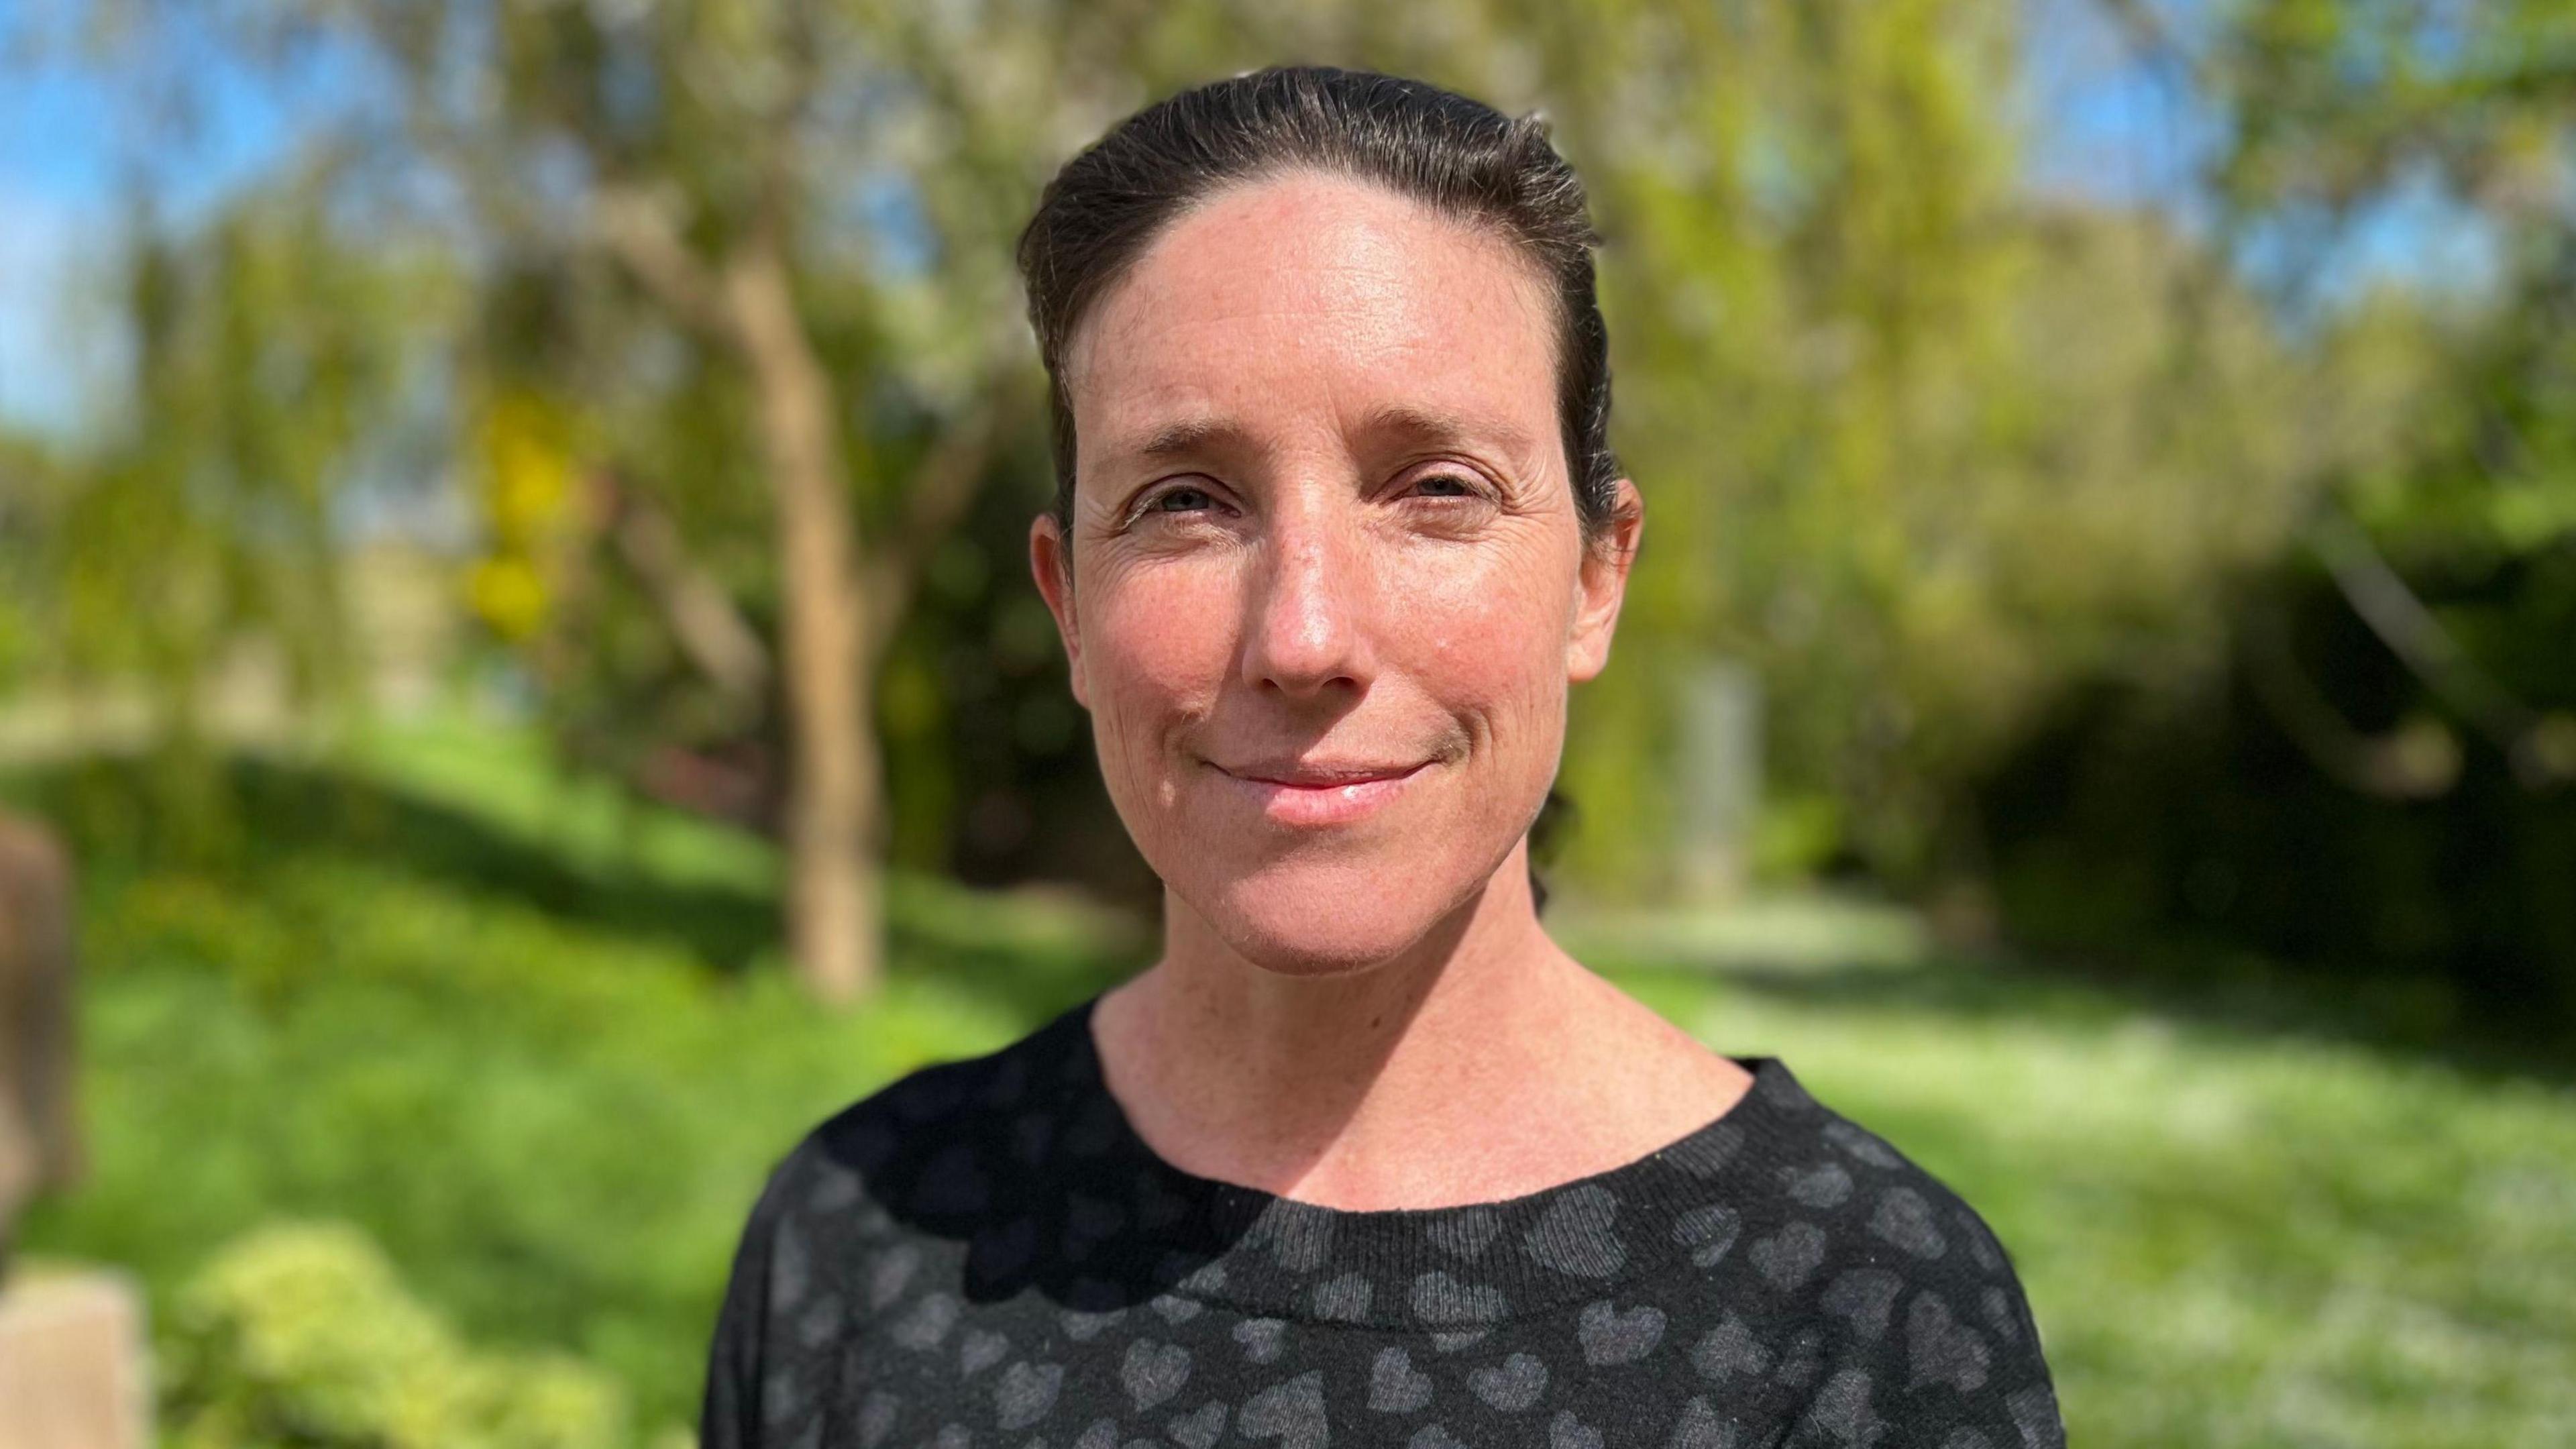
0, 810, 77, 1269
725, 241, 881, 1005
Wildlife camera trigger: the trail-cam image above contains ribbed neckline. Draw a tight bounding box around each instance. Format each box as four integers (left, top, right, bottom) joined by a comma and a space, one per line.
1035, 995, 1817, 1326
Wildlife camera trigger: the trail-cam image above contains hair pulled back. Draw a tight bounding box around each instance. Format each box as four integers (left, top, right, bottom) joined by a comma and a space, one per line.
1015, 65, 1621, 545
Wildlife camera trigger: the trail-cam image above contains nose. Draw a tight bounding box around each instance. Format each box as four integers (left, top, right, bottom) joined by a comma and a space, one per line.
1240, 500, 1377, 700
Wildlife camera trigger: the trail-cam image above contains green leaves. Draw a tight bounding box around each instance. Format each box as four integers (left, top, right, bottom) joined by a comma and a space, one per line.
163, 1221, 629, 1449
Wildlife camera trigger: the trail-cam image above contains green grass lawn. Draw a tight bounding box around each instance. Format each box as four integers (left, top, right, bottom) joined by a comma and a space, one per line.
14, 714, 2576, 1446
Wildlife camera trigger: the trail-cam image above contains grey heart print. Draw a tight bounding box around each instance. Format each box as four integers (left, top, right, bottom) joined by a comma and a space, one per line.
694, 1000, 2063, 1449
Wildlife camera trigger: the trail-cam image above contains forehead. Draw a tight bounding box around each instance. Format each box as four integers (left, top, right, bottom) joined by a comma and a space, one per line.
1064, 172, 1559, 473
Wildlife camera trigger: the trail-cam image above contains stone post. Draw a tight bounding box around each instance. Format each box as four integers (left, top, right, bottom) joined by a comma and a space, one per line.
0, 1269, 150, 1449
1675, 657, 1763, 902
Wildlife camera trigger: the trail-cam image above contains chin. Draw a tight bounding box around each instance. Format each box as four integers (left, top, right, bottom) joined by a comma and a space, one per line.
1182, 853, 1489, 977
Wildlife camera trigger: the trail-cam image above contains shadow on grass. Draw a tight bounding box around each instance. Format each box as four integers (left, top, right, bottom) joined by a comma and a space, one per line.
233, 754, 784, 975
9, 750, 1149, 1010
1607, 935, 2576, 1090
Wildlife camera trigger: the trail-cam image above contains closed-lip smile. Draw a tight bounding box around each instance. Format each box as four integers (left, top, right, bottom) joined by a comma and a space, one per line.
1208, 757, 1430, 826
1218, 759, 1426, 787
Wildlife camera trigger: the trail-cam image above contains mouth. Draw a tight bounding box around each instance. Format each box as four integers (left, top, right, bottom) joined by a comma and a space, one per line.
1208, 758, 1431, 827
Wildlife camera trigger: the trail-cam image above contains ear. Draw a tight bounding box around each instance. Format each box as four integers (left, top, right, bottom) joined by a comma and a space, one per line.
1566, 478, 1642, 683
1029, 512, 1089, 710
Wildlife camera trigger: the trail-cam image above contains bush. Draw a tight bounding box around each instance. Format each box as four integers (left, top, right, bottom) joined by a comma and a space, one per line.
162, 1221, 629, 1449
1977, 557, 2576, 1040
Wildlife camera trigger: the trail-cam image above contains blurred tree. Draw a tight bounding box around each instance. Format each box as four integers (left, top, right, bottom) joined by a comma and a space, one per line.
1971, 0, 2576, 1026
64, 0, 1163, 1000
0, 168, 437, 862
367, 0, 1020, 1003
2219, 0, 2576, 780
0, 434, 60, 702
1487, 0, 2313, 898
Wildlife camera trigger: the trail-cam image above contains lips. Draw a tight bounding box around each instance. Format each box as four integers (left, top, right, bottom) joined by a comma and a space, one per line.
1220, 760, 1424, 787
1208, 758, 1430, 826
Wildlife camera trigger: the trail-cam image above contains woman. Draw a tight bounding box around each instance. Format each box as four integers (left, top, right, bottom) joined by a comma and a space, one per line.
702, 67, 2065, 1449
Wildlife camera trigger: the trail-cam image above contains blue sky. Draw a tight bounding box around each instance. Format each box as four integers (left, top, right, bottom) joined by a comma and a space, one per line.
1, 9, 129, 433
0, 0, 2485, 438
0, 0, 335, 431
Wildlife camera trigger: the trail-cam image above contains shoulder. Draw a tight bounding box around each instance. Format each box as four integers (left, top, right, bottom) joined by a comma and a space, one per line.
698, 1007, 1102, 1449
705, 1002, 1104, 1348
1695, 1057, 2067, 1448
1733, 1060, 2021, 1280
751, 1002, 1099, 1237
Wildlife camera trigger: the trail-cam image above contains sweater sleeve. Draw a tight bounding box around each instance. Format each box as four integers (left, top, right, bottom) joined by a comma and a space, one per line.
1984, 1256, 2070, 1449
697, 1167, 786, 1449
1782, 1197, 2068, 1449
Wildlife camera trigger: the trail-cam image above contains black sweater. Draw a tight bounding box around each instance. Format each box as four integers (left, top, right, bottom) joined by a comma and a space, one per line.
700, 997, 2067, 1449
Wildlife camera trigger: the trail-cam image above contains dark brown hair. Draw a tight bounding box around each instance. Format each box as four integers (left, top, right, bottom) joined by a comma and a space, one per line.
1014, 65, 1621, 549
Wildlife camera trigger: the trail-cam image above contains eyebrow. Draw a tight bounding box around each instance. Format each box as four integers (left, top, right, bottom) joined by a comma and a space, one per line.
1354, 403, 1538, 460
1130, 416, 1257, 462
1111, 405, 1539, 469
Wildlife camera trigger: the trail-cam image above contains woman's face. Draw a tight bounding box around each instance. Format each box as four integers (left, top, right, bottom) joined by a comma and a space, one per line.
1030, 170, 1639, 975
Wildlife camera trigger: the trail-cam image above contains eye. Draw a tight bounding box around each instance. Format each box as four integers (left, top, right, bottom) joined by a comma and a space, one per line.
1413, 474, 1478, 497
1144, 483, 1216, 514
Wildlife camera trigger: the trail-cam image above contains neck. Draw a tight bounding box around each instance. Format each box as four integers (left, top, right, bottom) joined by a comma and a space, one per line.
1092, 838, 1625, 1207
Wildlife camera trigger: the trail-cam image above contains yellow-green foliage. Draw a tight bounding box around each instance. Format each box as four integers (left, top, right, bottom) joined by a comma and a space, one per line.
162, 1222, 627, 1449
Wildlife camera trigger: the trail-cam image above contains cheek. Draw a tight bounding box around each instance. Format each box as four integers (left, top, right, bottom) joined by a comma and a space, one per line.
1080, 564, 1234, 770
1393, 540, 1577, 731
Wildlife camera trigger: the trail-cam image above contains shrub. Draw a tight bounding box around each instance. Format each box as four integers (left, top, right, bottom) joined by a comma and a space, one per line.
161, 1222, 628, 1449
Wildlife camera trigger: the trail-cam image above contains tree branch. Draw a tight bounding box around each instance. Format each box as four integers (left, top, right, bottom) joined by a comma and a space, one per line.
594, 470, 773, 708
2241, 598, 2458, 800
592, 184, 737, 343
2309, 508, 2534, 740
863, 390, 1012, 661
2306, 507, 2573, 790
